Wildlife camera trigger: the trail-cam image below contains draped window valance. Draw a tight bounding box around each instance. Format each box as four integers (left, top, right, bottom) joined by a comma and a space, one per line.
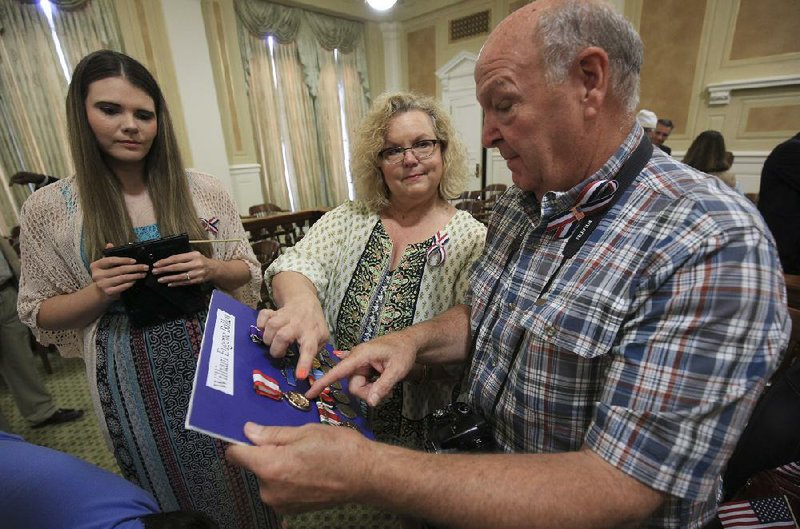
13, 0, 89, 11
233, 0, 369, 99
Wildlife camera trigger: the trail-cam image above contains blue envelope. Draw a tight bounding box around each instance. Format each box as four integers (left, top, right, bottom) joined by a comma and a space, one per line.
186, 290, 372, 444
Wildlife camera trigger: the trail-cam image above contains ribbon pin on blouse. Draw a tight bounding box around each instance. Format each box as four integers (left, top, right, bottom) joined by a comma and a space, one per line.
546, 179, 619, 239
200, 216, 220, 234
426, 230, 450, 267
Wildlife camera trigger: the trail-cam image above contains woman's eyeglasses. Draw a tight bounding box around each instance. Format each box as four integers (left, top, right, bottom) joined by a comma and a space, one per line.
379, 139, 443, 165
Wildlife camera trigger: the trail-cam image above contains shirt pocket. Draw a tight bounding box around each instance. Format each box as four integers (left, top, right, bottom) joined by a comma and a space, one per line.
517, 284, 629, 361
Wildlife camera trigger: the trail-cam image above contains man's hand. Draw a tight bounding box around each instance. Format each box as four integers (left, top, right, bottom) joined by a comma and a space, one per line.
226, 423, 373, 513
307, 331, 418, 406
256, 296, 329, 380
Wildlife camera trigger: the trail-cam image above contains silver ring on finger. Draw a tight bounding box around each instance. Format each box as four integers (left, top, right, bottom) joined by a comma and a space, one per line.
186, 272, 191, 282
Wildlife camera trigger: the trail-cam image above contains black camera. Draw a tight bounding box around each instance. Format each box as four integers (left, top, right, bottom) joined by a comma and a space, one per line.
423, 402, 495, 453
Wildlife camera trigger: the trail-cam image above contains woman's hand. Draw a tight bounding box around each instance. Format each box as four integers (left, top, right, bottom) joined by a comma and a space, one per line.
90, 244, 149, 301
151, 250, 219, 286
257, 296, 330, 379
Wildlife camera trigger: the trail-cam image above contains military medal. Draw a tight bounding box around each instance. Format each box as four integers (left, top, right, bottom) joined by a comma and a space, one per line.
331, 389, 350, 405
253, 370, 282, 400
284, 391, 311, 411
319, 388, 335, 405
337, 403, 357, 419
316, 401, 342, 425
253, 370, 310, 411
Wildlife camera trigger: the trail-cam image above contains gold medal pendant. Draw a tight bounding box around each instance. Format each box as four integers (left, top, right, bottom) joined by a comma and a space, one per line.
284, 391, 311, 411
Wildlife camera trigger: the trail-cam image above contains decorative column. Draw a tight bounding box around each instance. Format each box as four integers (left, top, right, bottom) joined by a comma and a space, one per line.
380, 22, 402, 91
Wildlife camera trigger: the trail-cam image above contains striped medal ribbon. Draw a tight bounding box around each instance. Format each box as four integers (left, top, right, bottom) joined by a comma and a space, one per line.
253, 370, 282, 400
546, 179, 619, 239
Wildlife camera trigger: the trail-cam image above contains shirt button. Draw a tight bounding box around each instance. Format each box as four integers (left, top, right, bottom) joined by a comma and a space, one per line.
544, 325, 557, 338
506, 302, 514, 311
491, 359, 498, 367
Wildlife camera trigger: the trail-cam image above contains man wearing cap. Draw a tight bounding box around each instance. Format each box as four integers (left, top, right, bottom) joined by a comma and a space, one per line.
636, 108, 658, 142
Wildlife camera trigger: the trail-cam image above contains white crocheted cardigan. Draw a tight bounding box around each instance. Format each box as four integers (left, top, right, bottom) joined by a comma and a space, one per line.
17, 170, 261, 359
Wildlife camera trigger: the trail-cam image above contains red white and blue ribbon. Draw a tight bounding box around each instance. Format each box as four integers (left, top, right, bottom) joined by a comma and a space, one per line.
426, 230, 450, 267
316, 401, 342, 425
546, 179, 619, 239
200, 216, 220, 234
253, 370, 282, 400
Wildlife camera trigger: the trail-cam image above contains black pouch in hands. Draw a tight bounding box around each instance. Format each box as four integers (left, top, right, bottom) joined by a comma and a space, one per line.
102, 233, 209, 328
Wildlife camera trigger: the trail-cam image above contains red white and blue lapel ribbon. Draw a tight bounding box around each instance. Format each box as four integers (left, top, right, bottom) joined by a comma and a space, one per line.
426, 230, 450, 267
546, 179, 619, 239
200, 216, 220, 234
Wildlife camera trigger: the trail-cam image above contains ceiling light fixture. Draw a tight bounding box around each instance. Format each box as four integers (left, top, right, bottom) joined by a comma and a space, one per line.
366, 0, 398, 11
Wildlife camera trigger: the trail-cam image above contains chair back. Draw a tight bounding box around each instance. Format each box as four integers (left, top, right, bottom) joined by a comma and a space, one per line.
249, 203, 286, 218
251, 238, 281, 271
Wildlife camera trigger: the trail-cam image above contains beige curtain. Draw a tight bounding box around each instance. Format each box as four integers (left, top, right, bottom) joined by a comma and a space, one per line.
245, 32, 292, 209
0, 3, 70, 230
0, 0, 121, 230
274, 41, 327, 209
234, 0, 370, 210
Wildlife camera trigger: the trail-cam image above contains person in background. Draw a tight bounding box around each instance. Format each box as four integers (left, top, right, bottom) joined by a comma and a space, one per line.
654, 118, 673, 154
16, 50, 276, 529
636, 108, 657, 139
683, 130, 736, 189
0, 238, 82, 432
0, 431, 219, 529
758, 132, 800, 274
258, 91, 486, 528
10, 171, 60, 190
228, 1, 788, 527
684, 129, 737, 189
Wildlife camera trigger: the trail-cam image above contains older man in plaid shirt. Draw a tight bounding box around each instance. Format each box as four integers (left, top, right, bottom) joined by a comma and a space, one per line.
227, 1, 790, 527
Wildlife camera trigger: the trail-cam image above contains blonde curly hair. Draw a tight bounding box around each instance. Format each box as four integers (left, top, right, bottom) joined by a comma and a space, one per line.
352, 91, 469, 212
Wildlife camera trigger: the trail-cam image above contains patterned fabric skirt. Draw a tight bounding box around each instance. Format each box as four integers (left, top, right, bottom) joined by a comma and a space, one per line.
95, 309, 279, 529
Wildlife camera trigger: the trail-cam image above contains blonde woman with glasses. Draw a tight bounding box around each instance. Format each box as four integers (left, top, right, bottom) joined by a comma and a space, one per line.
258, 91, 486, 450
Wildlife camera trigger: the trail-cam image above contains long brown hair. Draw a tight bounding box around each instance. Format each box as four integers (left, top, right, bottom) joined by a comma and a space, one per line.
66, 50, 210, 261
683, 130, 730, 173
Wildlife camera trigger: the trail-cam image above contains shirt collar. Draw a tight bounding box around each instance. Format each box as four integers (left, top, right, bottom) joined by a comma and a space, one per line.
533, 122, 644, 222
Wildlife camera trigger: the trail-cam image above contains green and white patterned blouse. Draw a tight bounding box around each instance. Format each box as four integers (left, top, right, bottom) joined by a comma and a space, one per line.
265, 200, 487, 445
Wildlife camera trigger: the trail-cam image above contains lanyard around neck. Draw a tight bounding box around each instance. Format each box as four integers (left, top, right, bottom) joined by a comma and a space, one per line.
538, 136, 654, 298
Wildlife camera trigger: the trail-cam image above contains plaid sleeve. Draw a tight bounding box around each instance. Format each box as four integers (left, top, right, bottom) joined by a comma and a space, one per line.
586, 214, 790, 500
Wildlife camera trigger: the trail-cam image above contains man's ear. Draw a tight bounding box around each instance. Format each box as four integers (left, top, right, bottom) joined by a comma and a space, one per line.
575, 46, 609, 120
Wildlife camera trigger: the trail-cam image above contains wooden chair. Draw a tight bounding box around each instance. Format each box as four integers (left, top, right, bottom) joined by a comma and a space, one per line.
251, 238, 281, 306
248, 203, 286, 218
251, 238, 281, 271
482, 183, 508, 210
455, 199, 487, 224
242, 209, 327, 251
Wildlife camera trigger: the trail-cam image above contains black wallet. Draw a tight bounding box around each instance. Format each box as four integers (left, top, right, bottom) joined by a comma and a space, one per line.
102, 233, 209, 327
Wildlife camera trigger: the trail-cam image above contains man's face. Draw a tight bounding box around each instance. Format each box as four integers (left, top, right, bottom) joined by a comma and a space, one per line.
653, 123, 672, 146
475, 5, 586, 200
